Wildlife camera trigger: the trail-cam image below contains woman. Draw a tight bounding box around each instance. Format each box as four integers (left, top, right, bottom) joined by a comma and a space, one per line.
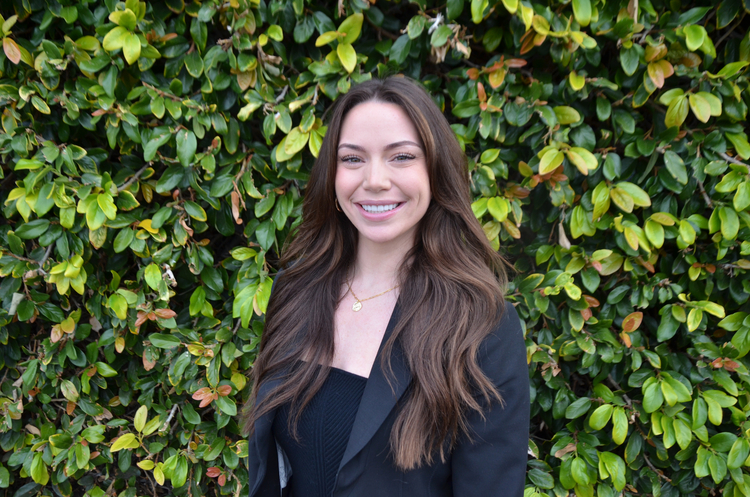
242, 77, 529, 496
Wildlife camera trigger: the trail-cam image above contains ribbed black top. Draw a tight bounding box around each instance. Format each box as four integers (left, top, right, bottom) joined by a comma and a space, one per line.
272, 367, 368, 497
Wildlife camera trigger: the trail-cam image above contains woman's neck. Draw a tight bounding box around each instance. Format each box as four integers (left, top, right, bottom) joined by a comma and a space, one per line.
351, 237, 413, 289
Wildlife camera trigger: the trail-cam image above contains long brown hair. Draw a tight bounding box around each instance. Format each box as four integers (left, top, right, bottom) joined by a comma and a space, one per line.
241, 77, 508, 470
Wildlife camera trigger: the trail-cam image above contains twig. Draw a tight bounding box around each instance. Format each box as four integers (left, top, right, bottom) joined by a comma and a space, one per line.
275, 85, 289, 103
36, 244, 53, 275
643, 453, 672, 482
715, 13, 746, 49
118, 164, 150, 192
719, 152, 750, 172
365, 15, 399, 41
159, 404, 179, 432
606, 374, 632, 407
697, 180, 713, 208
142, 82, 182, 102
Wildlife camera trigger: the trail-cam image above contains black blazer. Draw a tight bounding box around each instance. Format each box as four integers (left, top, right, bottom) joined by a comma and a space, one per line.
247, 299, 530, 497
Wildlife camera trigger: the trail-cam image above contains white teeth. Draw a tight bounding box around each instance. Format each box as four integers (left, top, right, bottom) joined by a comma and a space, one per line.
361, 203, 399, 213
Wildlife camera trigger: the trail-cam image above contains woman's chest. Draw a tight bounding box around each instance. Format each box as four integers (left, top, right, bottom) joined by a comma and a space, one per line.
330, 294, 397, 377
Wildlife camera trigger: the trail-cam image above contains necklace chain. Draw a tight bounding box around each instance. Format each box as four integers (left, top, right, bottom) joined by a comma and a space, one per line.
345, 278, 399, 312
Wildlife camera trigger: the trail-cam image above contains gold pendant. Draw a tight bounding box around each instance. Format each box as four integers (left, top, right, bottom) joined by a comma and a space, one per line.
352, 300, 362, 312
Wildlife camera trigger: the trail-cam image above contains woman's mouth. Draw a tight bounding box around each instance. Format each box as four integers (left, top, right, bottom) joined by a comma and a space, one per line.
359, 203, 401, 213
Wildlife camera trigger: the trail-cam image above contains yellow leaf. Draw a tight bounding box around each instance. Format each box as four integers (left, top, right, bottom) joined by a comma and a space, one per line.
138, 219, 158, 233
337, 42, 357, 73
110, 433, 138, 452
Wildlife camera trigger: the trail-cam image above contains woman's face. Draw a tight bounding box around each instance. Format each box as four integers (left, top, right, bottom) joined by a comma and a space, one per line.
335, 101, 431, 250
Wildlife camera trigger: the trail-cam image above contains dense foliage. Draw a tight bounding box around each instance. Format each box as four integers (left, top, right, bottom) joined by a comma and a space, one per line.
1, 0, 749, 495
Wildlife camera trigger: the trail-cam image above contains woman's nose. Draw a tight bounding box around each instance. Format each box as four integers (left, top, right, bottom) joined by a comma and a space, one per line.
363, 160, 391, 191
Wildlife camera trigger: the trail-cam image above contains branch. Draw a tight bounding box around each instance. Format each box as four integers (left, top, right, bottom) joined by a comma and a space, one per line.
36, 244, 53, 275
697, 180, 713, 208
117, 164, 150, 192
365, 15, 399, 41
719, 152, 750, 173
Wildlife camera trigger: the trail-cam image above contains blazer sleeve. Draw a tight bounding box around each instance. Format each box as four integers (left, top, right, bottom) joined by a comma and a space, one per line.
451, 301, 530, 497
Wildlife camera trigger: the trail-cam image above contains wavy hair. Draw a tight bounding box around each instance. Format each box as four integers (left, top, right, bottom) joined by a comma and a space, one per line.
241, 76, 508, 470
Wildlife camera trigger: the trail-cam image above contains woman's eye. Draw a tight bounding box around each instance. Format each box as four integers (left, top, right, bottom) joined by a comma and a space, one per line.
340, 156, 362, 163
394, 154, 416, 161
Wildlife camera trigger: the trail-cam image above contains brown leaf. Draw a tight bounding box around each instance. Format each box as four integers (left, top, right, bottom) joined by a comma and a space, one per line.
218, 474, 226, 486
622, 311, 643, 332
620, 331, 632, 348
180, 216, 194, 237
554, 442, 577, 458
581, 308, 592, 321
231, 191, 243, 224
3, 38, 21, 65
66, 401, 76, 415
135, 311, 149, 327
207, 467, 221, 477
216, 385, 232, 396
143, 354, 156, 371
477, 82, 486, 102
466, 68, 479, 80
153, 308, 176, 319
51, 325, 63, 343
583, 295, 600, 307
505, 58, 527, 68
192, 387, 213, 401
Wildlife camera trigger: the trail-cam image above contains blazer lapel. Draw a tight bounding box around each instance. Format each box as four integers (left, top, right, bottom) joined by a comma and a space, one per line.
338, 301, 412, 471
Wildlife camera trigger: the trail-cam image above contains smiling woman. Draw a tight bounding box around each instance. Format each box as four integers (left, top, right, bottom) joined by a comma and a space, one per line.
242, 77, 529, 497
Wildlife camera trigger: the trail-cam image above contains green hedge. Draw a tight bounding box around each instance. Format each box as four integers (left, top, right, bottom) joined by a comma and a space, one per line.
1, 0, 749, 495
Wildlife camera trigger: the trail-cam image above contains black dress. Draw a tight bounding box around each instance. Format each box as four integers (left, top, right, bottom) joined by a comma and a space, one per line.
272, 367, 368, 497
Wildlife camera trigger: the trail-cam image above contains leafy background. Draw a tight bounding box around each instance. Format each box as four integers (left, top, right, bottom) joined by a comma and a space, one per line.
1, 0, 749, 495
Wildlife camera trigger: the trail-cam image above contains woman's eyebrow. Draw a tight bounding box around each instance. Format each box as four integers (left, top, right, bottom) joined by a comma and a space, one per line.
337, 140, 423, 151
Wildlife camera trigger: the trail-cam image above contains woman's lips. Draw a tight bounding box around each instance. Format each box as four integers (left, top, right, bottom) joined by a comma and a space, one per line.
355, 202, 405, 220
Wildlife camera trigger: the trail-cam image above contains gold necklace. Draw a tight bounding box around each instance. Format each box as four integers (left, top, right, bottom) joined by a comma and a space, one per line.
345, 278, 399, 312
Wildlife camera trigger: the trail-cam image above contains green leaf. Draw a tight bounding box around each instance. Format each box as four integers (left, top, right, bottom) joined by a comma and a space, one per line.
144, 263, 162, 290
14, 219, 50, 239
30, 452, 49, 485
684, 25, 706, 51
109, 8, 137, 31
430, 25, 453, 47
134, 405, 148, 433
688, 93, 711, 123
611, 407, 628, 445
734, 182, 750, 212
109, 294, 128, 320
539, 150, 564, 174
553, 106, 581, 125
215, 395, 237, 416
176, 129, 197, 167
726, 133, 750, 160
103, 26, 130, 52
60, 379, 79, 402
338, 13, 363, 44
589, 404, 613, 430
572, 0, 591, 26
665, 95, 689, 128
149, 333, 182, 349
471, 0, 489, 23
122, 33, 141, 64
719, 206, 739, 240
728, 438, 750, 469
663, 151, 688, 185
96, 362, 118, 377
183, 200, 207, 222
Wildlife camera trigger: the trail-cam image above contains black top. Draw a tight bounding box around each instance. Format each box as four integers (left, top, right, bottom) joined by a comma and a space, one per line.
272, 367, 368, 497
